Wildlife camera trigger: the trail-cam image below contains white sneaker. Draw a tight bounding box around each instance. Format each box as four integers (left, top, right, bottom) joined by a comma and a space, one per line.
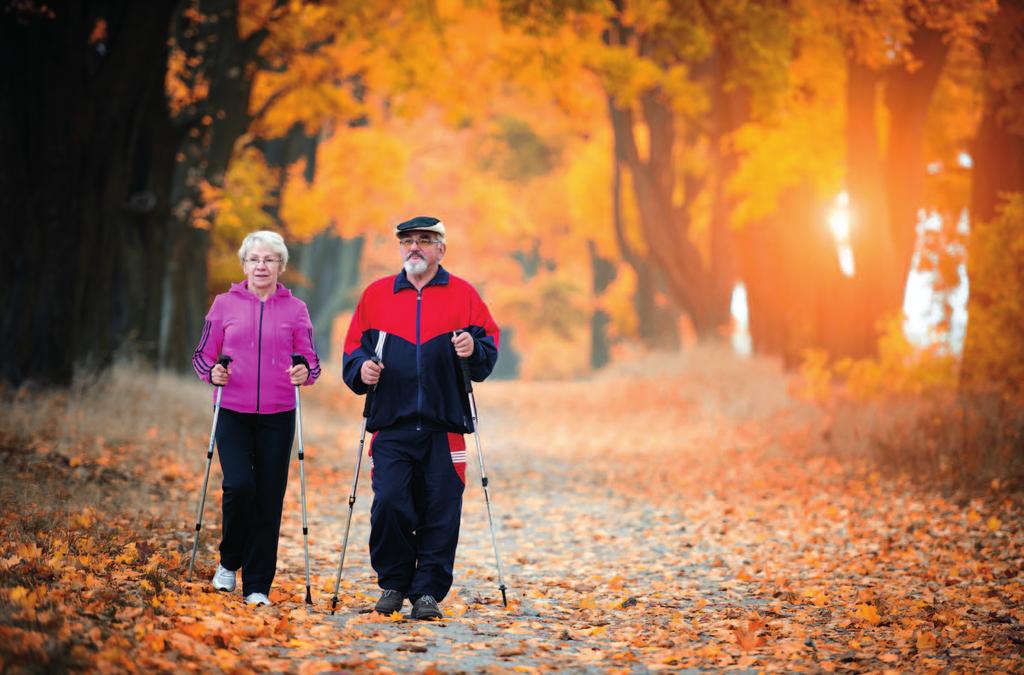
211, 564, 236, 592
245, 592, 272, 606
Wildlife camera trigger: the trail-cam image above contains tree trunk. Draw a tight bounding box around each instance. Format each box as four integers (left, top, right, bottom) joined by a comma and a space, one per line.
739, 184, 849, 366
609, 100, 714, 336
969, 0, 1024, 225
0, 1, 181, 385
290, 232, 365, 362
602, 7, 715, 343
884, 26, 950, 288
608, 124, 680, 349
843, 57, 899, 357
705, 44, 745, 333
962, 0, 1024, 390
588, 241, 615, 369
158, 0, 269, 371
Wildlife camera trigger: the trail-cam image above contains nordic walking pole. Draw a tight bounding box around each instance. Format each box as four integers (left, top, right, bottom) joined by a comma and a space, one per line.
291, 354, 314, 606
454, 330, 508, 607
330, 332, 387, 614
187, 354, 232, 582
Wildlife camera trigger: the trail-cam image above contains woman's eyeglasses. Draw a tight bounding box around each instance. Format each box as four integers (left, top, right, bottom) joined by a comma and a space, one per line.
245, 257, 282, 266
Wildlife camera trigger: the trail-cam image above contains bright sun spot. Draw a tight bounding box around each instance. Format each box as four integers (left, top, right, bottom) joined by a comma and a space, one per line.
730, 282, 752, 358
828, 191, 855, 277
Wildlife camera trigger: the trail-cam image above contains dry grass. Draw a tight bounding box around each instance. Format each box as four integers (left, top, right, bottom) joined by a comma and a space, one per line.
0, 364, 213, 516
821, 389, 1024, 493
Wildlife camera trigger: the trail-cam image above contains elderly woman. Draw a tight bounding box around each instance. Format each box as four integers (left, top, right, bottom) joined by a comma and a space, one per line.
192, 230, 321, 606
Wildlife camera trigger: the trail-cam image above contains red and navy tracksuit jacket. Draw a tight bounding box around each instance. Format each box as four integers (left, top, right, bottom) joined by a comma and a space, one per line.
341, 265, 499, 602
342, 265, 500, 435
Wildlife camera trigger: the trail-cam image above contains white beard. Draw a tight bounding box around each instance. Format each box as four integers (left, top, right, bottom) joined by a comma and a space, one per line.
404, 257, 428, 275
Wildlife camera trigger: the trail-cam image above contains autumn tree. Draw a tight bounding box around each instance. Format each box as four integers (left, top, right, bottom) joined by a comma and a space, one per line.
1, 1, 183, 385
0, 0, 315, 384
961, 0, 1024, 392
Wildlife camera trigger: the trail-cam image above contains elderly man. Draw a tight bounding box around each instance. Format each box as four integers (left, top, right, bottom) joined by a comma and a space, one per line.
342, 216, 500, 620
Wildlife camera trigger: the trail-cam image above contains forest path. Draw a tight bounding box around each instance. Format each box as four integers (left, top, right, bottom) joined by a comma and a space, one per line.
2, 348, 1020, 672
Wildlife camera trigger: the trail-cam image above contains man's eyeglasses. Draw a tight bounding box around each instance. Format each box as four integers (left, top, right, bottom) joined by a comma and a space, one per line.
245, 257, 282, 266
399, 236, 440, 248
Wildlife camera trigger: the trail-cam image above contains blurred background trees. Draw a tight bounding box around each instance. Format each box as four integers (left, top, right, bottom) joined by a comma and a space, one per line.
2, 0, 1021, 399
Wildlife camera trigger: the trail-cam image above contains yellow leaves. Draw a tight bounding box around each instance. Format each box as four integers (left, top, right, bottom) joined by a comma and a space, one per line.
793, 349, 832, 403
801, 587, 829, 607
16, 541, 43, 562
8, 586, 32, 607
278, 160, 326, 243
853, 603, 882, 626
212, 648, 240, 672
114, 543, 137, 565
916, 630, 938, 651
968, 509, 1002, 531
295, 127, 413, 239
581, 43, 662, 108
196, 144, 277, 236
961, 194, 1024, 391
165, 47, 210, 117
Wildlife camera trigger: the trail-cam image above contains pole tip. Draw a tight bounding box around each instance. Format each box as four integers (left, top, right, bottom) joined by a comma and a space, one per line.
305, 589, 313, 605
500, 586, 508, 607
330, 595, 338, 615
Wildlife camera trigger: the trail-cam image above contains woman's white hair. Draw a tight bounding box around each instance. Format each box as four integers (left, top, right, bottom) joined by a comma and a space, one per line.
238, 230, 289, 268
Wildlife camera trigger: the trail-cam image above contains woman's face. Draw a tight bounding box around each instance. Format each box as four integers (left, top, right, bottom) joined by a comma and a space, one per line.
243, 243, 283, 294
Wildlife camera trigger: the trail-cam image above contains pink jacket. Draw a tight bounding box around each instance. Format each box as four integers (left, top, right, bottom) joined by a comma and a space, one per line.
192, 281, 321, 414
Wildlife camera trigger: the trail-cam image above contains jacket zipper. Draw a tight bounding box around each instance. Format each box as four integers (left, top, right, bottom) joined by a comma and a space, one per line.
415, 290, 422, 431
256, 301, 265, 412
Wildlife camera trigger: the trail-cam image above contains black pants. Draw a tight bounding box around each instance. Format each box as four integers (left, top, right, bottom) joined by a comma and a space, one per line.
369, 428, 466, 603
214, 408, 295, 596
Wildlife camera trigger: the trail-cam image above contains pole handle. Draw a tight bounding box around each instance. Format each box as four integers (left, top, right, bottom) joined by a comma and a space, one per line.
291, 353, 309, 389
213, 355, 232, 388
361, 356, 381, 418
454, 330, 473, 393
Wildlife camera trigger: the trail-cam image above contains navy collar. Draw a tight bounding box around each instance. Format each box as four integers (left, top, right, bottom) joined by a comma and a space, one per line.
393, 265, 450, 293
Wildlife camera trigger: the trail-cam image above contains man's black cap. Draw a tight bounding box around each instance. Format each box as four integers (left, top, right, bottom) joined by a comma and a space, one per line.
395, 216, 445, 237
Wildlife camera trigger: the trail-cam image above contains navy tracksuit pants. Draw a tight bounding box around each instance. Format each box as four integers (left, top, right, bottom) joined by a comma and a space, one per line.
214, 408, 295, 596
369, 428, 466, 603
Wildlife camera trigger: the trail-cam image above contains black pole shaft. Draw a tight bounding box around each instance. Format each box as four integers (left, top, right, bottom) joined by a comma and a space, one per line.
187, 355, 231, 582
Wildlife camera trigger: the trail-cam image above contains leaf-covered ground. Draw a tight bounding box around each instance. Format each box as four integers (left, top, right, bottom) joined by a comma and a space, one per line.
2, 348, 1022, 672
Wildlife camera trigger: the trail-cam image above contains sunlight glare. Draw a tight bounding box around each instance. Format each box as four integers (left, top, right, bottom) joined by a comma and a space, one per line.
730, 282, 752, 358
828, 191, 855, 277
